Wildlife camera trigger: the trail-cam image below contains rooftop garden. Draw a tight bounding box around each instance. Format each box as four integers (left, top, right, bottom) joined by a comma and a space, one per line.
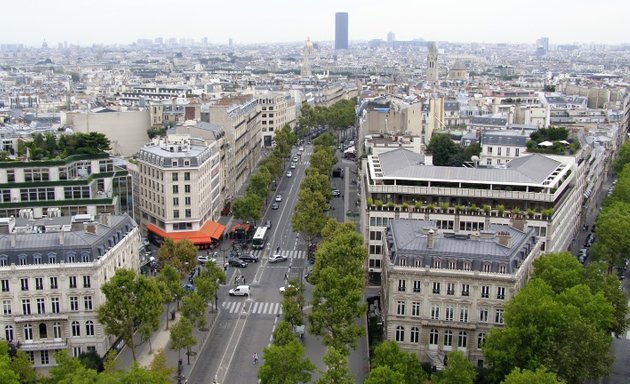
526, 127, 580, 155
0, 132, 111, 162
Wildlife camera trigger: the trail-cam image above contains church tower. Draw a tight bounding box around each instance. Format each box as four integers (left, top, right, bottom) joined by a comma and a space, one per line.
427, 42, 439, 82
301, 37, 313, 77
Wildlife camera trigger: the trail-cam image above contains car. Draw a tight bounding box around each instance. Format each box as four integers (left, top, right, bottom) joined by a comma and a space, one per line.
197, 255, 210, 264
269, 254, 288, 263
265, 220, 272, 228
183, 283, 195, 292
275, 194, 282, 202
293, 156, 298, 162
229, 285, 251, 296
299, 146, 304, 151
331, 189, 341, 197
271, 202, 279, 210
286, 171, 292, 177
239, 252, 260, 263
279, 283, 295, 294
228, 258, 248, 268
290, 162, 296, 169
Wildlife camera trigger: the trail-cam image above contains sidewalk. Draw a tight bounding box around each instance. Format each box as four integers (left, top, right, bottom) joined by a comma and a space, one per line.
115, 302, 220, 382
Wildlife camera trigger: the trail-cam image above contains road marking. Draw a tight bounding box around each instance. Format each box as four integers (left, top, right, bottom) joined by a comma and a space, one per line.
223, 301, 283, 315
215, 300, 251, 383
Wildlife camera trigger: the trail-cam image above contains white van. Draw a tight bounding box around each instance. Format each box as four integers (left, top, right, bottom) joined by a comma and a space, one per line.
228, 285, 251, 296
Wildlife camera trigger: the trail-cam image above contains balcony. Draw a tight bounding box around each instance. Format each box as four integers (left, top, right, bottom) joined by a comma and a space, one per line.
19, 338, 68, 351
367, 184, 556, 203
14, 313, 69, 323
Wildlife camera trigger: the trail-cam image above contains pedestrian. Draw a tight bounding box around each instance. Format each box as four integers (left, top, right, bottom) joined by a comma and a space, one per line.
253, 352, 259, 365
243, 277, 246, 284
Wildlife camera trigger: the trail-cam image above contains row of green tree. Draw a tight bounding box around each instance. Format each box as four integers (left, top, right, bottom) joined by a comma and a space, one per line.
7, 132, 112, 161
291, 132, 337, 248
231, 124, 297, 223
297, 98, 356, 138
426, 133, 480, 167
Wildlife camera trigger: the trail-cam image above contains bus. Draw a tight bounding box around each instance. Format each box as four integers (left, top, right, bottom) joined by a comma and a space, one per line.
252, 226, 269, 249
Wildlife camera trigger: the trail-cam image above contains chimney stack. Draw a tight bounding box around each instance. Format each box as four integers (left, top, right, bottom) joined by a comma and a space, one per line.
496, 231, 513, 248
84, 223, 97, 235
99, 213, 112, 227
58, 231, 65, 245
10, 232, 16, 248
427, 229, 435, 249
510, 213, 526, 231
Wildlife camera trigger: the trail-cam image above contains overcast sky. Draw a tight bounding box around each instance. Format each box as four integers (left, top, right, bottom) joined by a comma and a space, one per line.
2, 0, 628, 47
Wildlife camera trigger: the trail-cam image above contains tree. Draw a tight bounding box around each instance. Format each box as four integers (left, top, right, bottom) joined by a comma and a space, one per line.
49, 350, 99, 383
169, 317, 197, 365
613, 143, 630, 174
231, 192, 263, 222
302, 168, 332, 200
248, 167, 273, 200
78, 349, 104, 372
439, 351, 476, 384
97, 269, 164, 361
149, 348, 176, 378
292, 189, 328, 246
426, 133, 463, 166
313, 132, 336, 148
10, 349, 38, 384
157, 238, 198, 278
608, 164, 630, 204
371, 341, 427, 384
272, 320, 299, 346
317, 347, 354, 384
591, 201, 630, 270
156, 265, 184, 329
0, 342, 20, 384
483, 278, 614, 383
181, 291, 208, 330
310, 146, 336, 176
109, 361, 170, 383
281, 279, 305, 328
502, 367, 565, 384
364, 366, 405, 384
257, 340, 315, 384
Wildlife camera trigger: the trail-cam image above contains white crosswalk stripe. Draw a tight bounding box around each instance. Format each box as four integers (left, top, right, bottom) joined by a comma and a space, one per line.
222, 301, 283, 315
251, 249, 307, 260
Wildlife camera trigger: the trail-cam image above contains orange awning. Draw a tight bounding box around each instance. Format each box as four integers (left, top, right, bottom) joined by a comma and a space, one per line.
147, 221, 226, 245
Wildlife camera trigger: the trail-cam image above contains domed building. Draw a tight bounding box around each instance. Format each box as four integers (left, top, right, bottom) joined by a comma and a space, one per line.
448, 59, 469, 81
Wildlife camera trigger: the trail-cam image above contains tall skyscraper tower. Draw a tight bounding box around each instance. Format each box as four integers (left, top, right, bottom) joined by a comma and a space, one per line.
427, 42, 439, 82
335, 12, 349, 50
301, 37, 314, 77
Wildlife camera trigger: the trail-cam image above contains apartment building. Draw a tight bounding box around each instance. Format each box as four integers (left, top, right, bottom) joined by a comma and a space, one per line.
208, 95, 262, 200
363, 148, 582, 283
382, 219, 543, 368
479, 130, 531, 166
118, 86, 193, 107
256, 92, 297, 147
0, 153, 132, 220
0, 212, 141, 369
135, 134, 224, 247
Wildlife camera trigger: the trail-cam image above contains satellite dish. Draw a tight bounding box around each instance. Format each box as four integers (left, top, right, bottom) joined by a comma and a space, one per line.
471, 155, 480, 168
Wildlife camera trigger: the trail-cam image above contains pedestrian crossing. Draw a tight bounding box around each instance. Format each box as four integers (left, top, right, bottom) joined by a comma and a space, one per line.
221, 301, 283, 315
249, 249, 307, 260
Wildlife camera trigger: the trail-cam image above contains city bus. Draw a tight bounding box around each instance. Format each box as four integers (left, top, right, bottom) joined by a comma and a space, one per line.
252, 226, 269, 249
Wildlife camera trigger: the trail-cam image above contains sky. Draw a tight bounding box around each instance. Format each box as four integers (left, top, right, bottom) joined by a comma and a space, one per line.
2, 0, 628, 47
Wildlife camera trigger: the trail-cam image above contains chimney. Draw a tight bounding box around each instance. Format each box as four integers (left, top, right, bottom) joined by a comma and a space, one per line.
84, 223, 97, 235
10, 232, 16, 248
99, 213, 112, 227
496, 231, 513, 248
510, 213, 526, 232
58, 231, 65, 245
427, 229, 435, 249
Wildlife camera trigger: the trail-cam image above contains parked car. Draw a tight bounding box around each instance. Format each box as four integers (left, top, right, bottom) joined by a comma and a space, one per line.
271, 202, 279, 210
239, 252, 260, 263
286, 171, 292, 177
292, 156, 298, 162
331, 189, 341, 197
269, 254, 288, 263
275, 194, 282, 202
290, 162, 296, 169
228, 258, 248, 268
229, 285, 251, 296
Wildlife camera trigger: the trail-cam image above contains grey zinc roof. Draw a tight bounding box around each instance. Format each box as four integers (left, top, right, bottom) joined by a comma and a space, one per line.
471, 117, 507, 126
375, 148, 561, 185
481, 131, 529, 147
444, 101, 459, 111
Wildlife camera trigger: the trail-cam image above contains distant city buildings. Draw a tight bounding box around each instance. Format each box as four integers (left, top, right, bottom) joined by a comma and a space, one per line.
335, 12, 349, 50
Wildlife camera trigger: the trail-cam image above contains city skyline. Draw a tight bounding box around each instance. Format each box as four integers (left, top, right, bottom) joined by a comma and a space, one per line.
1, 0, 629, 47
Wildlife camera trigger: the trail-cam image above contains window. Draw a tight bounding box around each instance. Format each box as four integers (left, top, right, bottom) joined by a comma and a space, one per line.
185, 209, 191, 218
495, 309, 504, 324
447, 283, 455, 295
397, 280, 406, 292
173, 210, 180, 218
396, 301, 406, 316
85, 321, 95, 336
369, 231, 382, 241
53, 322, 62, 339
172, 185, 179, 193
461, 284, 470, 296
499, 264, 507, 274
184, 184, 191, 193
37, 298, 45, 314
463, 262, 471, 271
431, 304, 440, 320
69, 276, 77, 289
497, 287, 506, 300
477, 333, 486, 349
172, 173, 178, 181
35, 277, 43, 290
22, 299, 31, 315
51, 298, 60, 313
410, 327, 419, 343
487, 146, 493, 154
185, 196, 191, 205
70, 296, 79, 311
448, 260, 457, 269
444, 330, 453, 347
411, 302, 421, 317
483, 263, 491, 272
413, 280, 421, 293
1, 279, 9, 292
395, 326, 405, 342
41, 350, 49, 365
50, 276, 58, 289
21, 278, 29, 291
84, 296, 93, 310
173, 197, 179, 206
0, 257, 6, 267
432, 259, 441, 268
24, 324, 33, 341
515, 148, 520, 156
497, 147, 502, 156
429, 329, 439, 345
72, 347, 82, 357
481, 285, 490, 298
445, 306, 454, 321
184, 172, 190, 181
460, 306, 469, 322
71, 321, 81, 337
83, 276, 91, 288
39, 323, 47, 339
458, 331, 468, 348
5, 325, 14, 341
506, 147, 511, 156
2, 300, 11, 315
479, 308, 489, 322
432, 282, 440, 294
